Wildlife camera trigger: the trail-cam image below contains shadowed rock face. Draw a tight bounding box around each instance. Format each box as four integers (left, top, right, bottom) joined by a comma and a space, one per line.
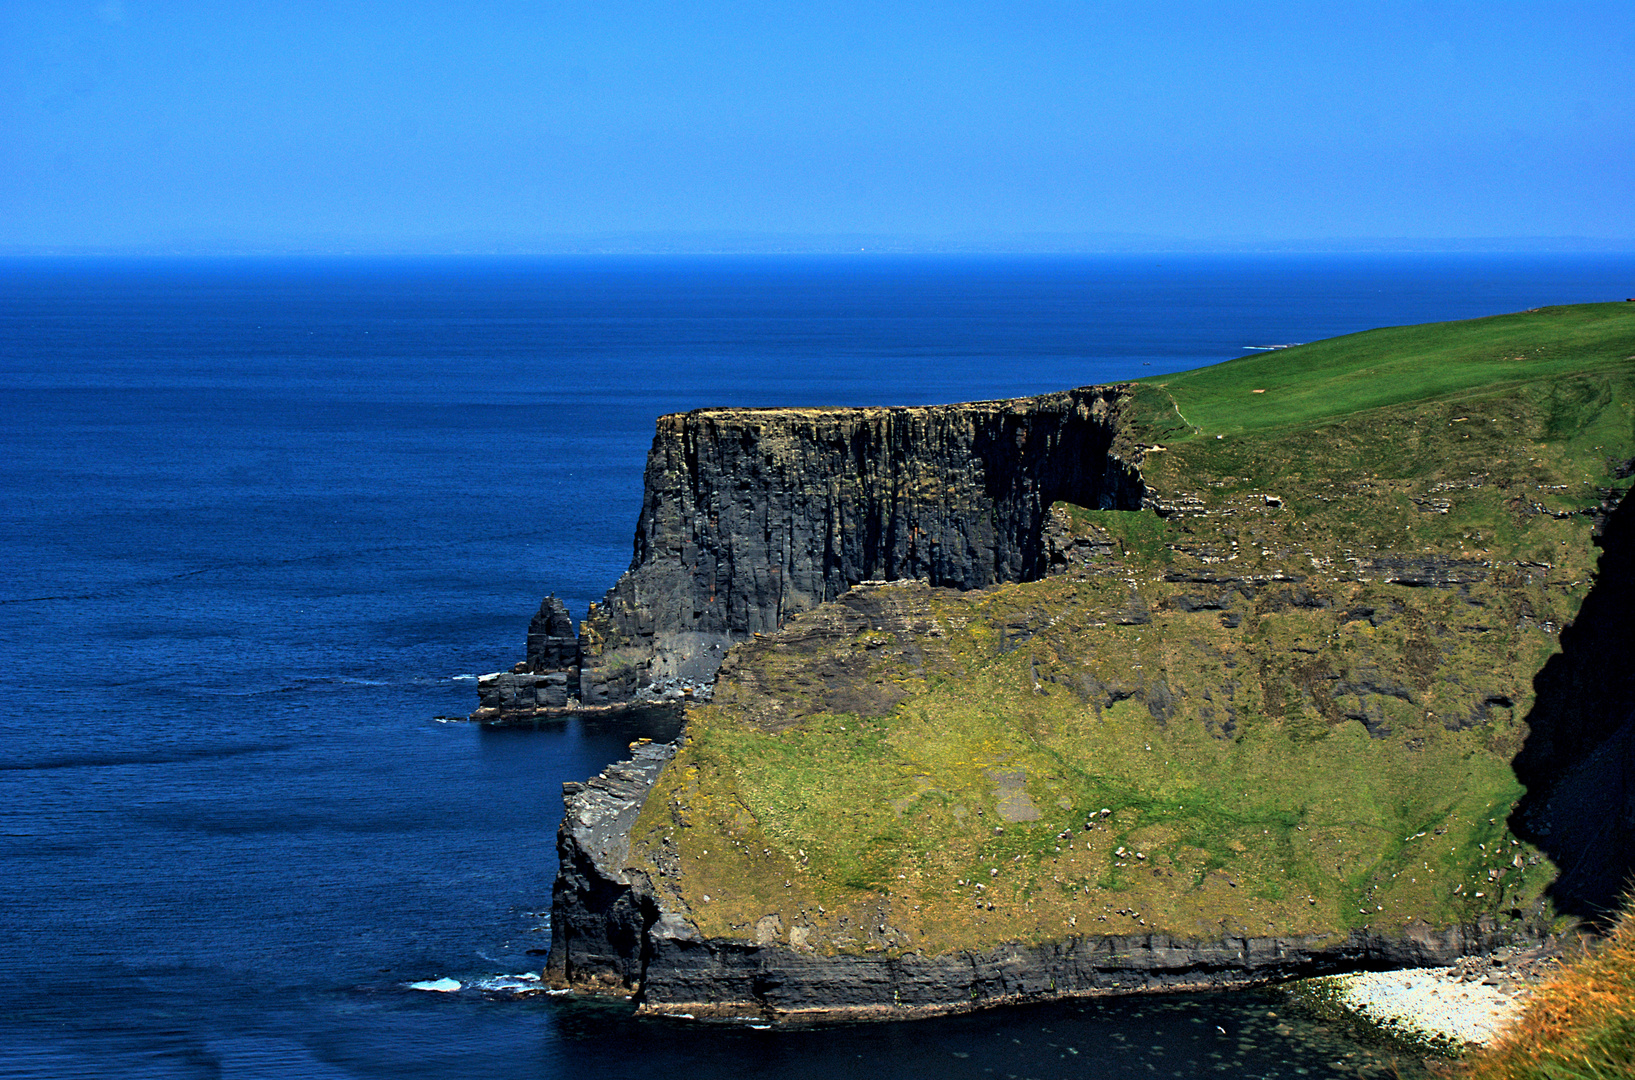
491, 387, 1144, 712
1512, 491, 1635, 926
546, 741, 675, 991
633, 922, 1500, 1023
585, 387, 1144, 695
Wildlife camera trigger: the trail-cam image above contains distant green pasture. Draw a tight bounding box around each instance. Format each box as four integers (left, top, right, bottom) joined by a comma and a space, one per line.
1145, 302, 1635, 437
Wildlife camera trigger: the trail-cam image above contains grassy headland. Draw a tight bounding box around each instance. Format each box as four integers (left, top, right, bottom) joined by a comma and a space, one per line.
625, 303, 1635, 959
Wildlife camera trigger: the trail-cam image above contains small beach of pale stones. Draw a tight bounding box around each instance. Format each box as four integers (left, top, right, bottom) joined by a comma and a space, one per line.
1328, 968, 1529, 1046
1309, 942, 1571, 1049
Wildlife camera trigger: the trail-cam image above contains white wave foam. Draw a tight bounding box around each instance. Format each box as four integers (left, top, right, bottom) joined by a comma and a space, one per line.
470, 972, 542, 993
407, 977, 462, 993
449, 674, 478, 682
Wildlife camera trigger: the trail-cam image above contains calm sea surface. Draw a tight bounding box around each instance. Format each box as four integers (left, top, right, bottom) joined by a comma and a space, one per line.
4, 254, 1633, 1079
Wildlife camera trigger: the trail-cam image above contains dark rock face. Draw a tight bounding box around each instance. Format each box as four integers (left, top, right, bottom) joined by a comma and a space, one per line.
637, 922, 1500, 1021
482, 387, 1144, 716
546, 741, 675, 991
1512, 489, 1635, 926
599, 388, 1144, 691
473, 596, 583, 717
475, 669, 574, 713
547, 743, 1504, 1021
526, 595, 579, 674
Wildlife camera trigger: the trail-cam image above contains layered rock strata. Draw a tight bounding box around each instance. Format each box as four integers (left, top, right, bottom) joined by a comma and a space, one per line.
546, 741, 1502, 1021
475, 387, 1144, 718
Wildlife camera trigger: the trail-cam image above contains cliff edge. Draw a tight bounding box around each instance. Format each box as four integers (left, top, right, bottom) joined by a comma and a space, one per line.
476, 385, 1145, 716
537, 302, 1635, 1020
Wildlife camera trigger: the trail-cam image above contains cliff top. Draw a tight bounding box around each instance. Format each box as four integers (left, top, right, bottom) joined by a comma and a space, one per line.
1147, 301, 1635, 437
654, 386, 1109, 426
652, 303, 1635, 436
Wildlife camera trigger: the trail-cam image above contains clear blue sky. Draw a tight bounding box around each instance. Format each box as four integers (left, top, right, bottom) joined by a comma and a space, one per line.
3, 1, 1631, 253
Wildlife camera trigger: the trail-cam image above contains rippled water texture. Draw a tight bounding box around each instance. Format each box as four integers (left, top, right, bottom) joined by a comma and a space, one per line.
5, 254, 1632, 1078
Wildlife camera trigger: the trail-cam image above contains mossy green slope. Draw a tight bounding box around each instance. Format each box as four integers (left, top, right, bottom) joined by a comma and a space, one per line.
625, 303, 1635, 959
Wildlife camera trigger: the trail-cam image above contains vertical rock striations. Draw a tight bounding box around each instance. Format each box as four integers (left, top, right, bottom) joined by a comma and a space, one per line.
479, 386, 1144, 715
526, 595, 579, 674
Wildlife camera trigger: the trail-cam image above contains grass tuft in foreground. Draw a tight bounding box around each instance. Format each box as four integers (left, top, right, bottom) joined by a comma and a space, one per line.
1455, 894, 1635, 1080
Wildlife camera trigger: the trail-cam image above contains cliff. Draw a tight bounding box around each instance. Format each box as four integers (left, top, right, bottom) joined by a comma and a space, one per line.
537, 302, 1635, 1020
475, 386, 1145, 717
548, 735, 1503, 1020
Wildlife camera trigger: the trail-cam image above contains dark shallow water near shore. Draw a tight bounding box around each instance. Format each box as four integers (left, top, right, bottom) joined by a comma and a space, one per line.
5, 254, 1631, 1078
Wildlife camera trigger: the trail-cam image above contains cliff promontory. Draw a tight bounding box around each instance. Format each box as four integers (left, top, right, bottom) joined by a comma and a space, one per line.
527, 302, 1635, 1020
473, 387, 1145, 716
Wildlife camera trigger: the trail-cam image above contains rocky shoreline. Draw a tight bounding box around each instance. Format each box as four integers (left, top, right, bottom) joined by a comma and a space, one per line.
545, 740, 1517, 1022
1320, 967, 1529, 1048
464, 690, 683, 726
1298, 941, 1568, 1052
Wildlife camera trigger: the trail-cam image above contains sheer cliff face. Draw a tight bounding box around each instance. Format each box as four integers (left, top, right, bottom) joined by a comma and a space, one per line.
580, 387, 1144, 694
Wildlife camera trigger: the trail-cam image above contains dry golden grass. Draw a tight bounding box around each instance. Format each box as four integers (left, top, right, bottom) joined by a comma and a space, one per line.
1456, 895, 1635, 1079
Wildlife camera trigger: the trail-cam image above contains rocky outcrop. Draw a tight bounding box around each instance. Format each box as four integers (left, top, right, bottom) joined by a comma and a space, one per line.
472, 595, 582, 719
546, 740, 675, 990
478, 387, 1144, 716
475, 668, 574, 715
526, 595, 579, 674
534, 313, 1635, 1016
590, 387, 1143, 689
545, 741, 1505, 1021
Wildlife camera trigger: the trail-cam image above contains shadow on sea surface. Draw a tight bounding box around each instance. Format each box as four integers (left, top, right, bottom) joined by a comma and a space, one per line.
1511, 487, 1635, 928
529, 988, 1428, 1079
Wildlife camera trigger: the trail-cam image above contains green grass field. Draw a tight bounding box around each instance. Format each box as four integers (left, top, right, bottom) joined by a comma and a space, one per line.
1145, 302, 1635, 437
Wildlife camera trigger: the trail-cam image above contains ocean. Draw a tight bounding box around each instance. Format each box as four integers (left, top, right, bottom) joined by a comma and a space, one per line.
3, 253, 1632, 1079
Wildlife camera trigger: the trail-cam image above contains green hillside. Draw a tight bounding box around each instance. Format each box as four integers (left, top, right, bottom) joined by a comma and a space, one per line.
624, 304, 1635, 959
1146, 302, 1635, 436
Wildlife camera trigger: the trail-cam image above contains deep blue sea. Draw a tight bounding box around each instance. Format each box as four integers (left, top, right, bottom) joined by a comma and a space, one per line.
4, 254, 1633, 1079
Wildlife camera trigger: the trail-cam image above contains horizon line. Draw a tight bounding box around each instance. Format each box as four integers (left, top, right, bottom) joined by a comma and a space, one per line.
3, 234, 1634, 259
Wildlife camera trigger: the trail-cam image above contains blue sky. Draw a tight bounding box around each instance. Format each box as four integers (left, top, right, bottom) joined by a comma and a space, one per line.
2, 1, 1631, 253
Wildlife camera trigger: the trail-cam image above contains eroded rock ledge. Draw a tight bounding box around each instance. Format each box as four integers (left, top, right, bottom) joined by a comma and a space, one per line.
545, 742, 1504, 1021
475, 386, 1143, 719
